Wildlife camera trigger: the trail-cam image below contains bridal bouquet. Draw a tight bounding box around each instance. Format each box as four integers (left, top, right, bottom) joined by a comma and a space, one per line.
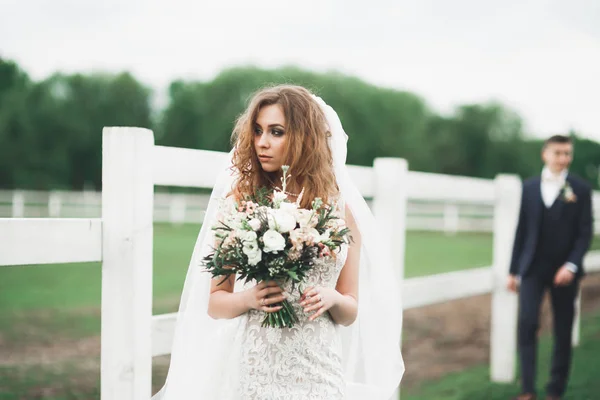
202, 166, 351, 328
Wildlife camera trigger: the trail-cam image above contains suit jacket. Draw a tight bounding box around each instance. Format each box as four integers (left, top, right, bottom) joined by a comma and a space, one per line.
509, 173, 593, 278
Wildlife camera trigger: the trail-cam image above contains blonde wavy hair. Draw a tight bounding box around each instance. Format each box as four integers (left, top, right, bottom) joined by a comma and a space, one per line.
230, 85, 338, 209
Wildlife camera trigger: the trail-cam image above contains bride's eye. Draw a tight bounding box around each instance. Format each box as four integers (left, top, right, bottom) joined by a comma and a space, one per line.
272, 129, 284, 137
254, 127, 263, 135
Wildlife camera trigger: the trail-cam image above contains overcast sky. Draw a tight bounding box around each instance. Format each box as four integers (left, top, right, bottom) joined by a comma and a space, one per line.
2, 0, 599, 140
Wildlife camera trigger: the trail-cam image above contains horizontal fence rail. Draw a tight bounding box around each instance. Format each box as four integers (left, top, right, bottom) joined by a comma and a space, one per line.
402, 266, 493, 309
0, 218, 102, 266
4, 186, 600, 235
152, 146, 230, 188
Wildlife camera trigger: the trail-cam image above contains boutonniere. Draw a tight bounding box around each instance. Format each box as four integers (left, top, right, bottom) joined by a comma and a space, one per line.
561, 182, 577, 203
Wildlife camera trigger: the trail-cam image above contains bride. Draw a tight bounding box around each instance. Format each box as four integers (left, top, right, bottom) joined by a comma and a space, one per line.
153, 85, 404, 399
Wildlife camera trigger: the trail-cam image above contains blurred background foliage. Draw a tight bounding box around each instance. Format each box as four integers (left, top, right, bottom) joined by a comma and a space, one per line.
2, 56, 600, 191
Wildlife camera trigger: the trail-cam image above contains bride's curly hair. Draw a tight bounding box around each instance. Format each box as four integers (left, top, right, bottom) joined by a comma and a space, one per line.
230, 85, 338, 209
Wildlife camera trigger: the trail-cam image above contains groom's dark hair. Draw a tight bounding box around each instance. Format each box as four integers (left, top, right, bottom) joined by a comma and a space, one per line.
543, 135, 572, 149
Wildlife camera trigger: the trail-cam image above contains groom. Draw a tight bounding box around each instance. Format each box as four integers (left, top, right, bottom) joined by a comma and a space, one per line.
507, 135, 593, 400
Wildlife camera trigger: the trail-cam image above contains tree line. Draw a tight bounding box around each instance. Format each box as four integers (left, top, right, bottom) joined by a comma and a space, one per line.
1, 57, 599, 191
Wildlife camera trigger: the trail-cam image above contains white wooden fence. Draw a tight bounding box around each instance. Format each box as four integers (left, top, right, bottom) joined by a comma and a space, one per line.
5, 188, 600, 236
0, 189, 496, 234
1, 127, 599, 399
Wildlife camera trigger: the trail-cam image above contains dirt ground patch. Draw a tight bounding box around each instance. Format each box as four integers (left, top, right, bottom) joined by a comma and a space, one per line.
1, 274, 599, 395
401, 272, 600, 389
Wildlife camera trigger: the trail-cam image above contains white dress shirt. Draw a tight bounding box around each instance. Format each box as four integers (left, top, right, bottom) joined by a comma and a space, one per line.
540, 167, 578, 274
541, 167, 567, 208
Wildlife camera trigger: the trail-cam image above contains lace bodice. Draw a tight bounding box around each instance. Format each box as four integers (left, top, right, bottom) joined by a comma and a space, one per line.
238, 242, 348, 400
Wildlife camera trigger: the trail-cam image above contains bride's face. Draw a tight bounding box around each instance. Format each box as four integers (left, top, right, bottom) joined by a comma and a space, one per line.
254, 104, 287, 173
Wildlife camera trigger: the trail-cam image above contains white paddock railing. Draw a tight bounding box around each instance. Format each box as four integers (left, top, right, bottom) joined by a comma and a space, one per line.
0, 189, 496, 233
1, 127, 599, 399
0, 218, 102, 266
5, 189, 600, 235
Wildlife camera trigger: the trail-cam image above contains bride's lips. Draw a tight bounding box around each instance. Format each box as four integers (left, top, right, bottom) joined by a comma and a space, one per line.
258, 155, 272, 162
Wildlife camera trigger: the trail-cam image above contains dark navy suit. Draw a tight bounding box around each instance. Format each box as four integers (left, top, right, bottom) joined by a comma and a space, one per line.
510, 173, 593, 396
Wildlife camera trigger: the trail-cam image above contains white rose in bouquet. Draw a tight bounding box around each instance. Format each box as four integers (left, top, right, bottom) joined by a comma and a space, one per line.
240, 230, 258, 243
273, 190, 288, 207
242, 241, 262, 266
248, 218, 262, 231
268, 209, 297, 233
263, 229, 286, 253
279, 201, 298, 213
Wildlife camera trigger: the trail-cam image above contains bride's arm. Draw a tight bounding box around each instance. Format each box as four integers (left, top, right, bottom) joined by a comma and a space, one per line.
328, 206, 360, 326
208, 275, 285, 319
303, 205, 360, 326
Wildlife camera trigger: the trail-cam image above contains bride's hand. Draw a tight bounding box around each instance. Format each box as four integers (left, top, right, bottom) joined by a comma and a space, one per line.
246, 281, 286, 313
300, 286, 340, 321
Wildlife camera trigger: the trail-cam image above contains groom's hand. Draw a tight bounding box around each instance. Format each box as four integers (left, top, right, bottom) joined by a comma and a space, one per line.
506, 275, 519, 293
554, 265, 575, 286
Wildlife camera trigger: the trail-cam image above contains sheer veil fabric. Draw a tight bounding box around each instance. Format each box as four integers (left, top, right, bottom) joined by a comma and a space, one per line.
152, 95, 404, 400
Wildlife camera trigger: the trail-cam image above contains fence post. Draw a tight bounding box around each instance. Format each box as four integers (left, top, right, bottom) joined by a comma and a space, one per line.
48, 191, 62, 217
490, 174, 521, 382
12, 190, 24, 218
443, 203, 459, 235
373, 158, 408, 399
83, 187, 96, 217
101, 127, 154, 400
169, 194, 186, 225
572, 290, 581, 347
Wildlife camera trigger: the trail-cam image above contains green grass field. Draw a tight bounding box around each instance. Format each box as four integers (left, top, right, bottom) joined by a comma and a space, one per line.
404, 308, 600, 400
0, 225, 502, 316
3, 225, 599, 314
1, 225, 599, 335
1, 225, 599, 399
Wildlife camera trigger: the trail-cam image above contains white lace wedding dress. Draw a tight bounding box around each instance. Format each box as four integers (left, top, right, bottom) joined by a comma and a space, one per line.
238, 243, 348, 399
153, 95, 404, 400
